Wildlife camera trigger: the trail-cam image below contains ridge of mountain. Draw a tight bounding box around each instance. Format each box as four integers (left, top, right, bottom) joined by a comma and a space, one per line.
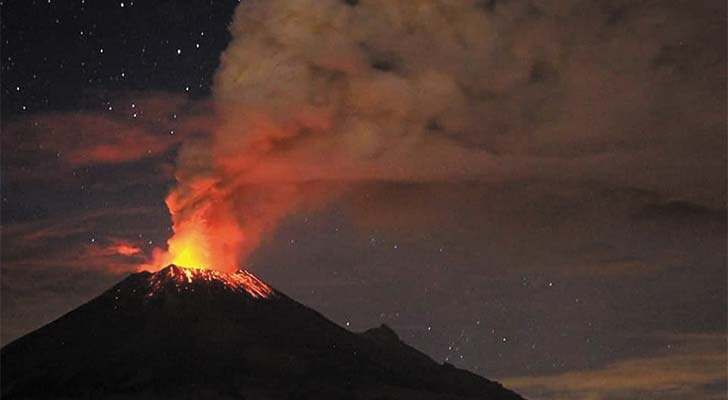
1, 265, 525, 400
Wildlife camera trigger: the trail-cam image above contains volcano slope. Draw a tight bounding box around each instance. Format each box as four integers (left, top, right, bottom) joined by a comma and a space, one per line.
1, 265, 525, 400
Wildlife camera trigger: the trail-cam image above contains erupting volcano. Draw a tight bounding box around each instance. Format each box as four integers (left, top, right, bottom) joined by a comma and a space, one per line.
2, 264, 525, 400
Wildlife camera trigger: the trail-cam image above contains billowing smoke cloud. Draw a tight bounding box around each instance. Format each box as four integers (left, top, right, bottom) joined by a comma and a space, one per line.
155, 0, 724, 270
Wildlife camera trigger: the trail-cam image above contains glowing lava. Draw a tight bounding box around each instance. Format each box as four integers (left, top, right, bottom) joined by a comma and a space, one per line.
146, 265, 274, 299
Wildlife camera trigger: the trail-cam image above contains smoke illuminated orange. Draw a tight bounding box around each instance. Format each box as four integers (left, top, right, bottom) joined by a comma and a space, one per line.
141, 210, 221, 271
139, 176, 247, 272
166, 224, 211, 269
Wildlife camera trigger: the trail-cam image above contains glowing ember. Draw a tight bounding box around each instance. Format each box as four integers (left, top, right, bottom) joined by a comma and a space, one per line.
146, 265, 274, 299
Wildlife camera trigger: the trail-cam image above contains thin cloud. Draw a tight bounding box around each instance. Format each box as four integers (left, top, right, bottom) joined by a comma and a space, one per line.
1, 92, 210, 182
502, 334, 727, 400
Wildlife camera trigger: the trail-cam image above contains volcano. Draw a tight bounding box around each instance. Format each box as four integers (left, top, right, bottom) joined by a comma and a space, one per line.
1, 265, 525, 399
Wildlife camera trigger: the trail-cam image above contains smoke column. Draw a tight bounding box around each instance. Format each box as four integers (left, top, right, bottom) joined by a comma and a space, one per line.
146, 0, 724, 271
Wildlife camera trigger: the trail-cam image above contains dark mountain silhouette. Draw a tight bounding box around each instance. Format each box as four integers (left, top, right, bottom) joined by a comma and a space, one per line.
1, 265, 525, 400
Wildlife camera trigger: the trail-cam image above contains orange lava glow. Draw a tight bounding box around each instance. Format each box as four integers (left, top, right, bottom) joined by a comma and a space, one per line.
139, 178, 246, 272
166, 225, 210, 269
139, 113, 322, 273
146, 265, 274, 299
141, 215, 230, 271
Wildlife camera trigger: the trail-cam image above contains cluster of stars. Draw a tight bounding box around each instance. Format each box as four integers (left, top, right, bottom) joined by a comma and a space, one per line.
2, 0, 238, 116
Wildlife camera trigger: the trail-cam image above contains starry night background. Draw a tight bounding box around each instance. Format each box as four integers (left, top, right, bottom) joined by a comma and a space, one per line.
1, 1, 726, 399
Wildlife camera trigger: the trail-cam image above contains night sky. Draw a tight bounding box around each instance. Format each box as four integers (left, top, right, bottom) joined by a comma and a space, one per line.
2, 1, 726, 399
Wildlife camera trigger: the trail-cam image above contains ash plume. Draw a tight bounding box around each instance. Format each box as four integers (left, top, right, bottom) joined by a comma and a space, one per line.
155, 0, 724, 270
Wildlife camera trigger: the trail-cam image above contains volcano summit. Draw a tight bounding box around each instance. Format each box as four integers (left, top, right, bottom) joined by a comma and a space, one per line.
1, 265, 524, 400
